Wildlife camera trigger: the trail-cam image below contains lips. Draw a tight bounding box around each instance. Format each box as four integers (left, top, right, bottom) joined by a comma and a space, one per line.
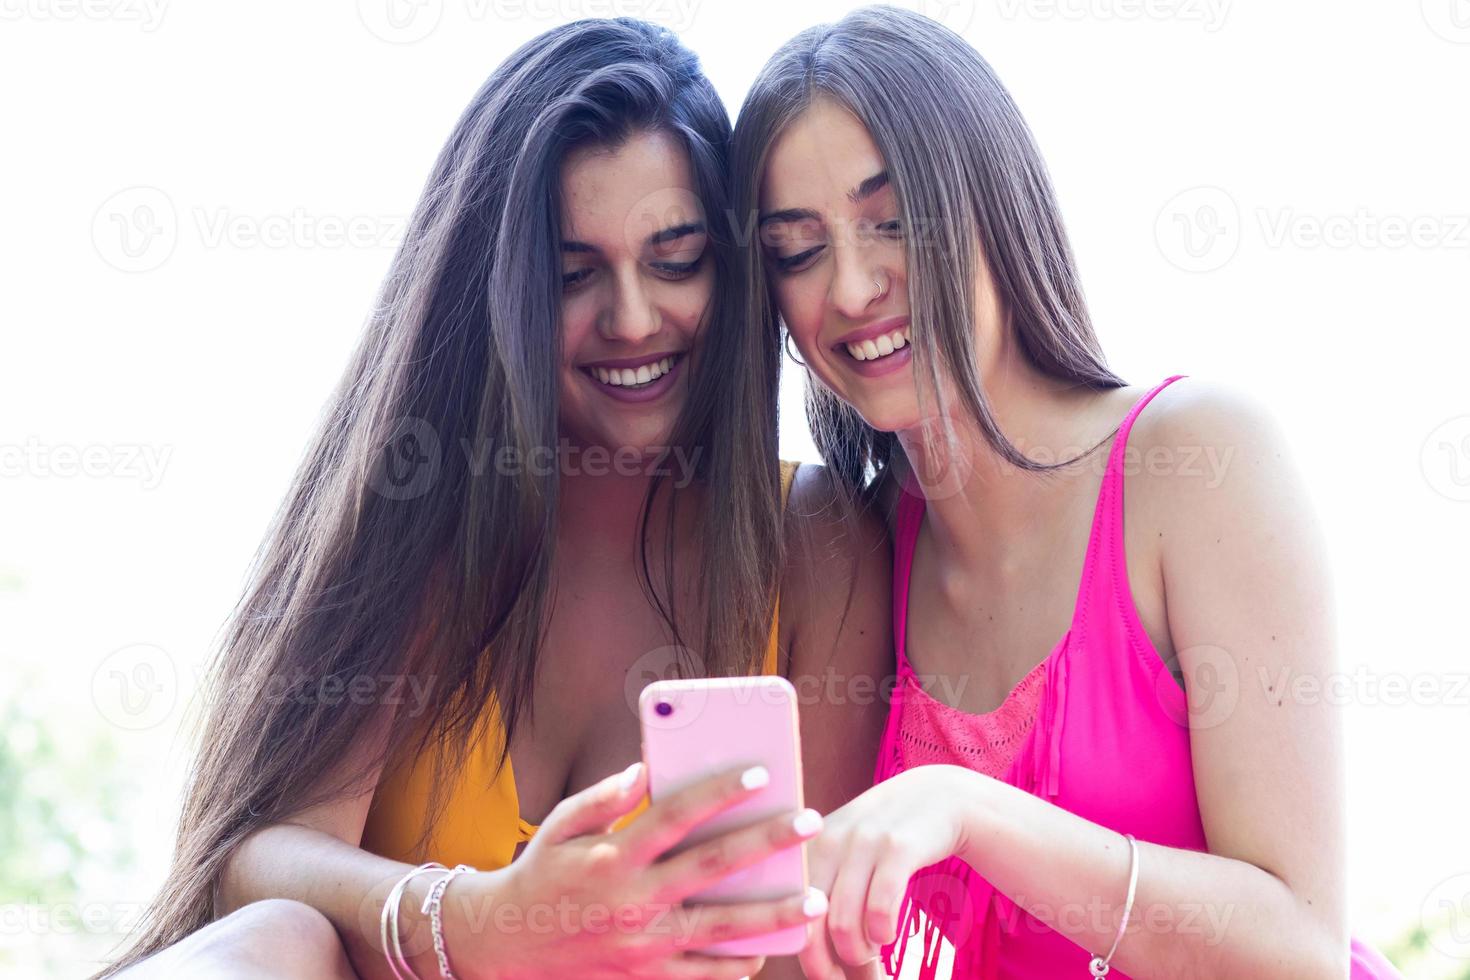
579, 351, 686, 403
831, 317, 913, 378
842, 324, 909, 362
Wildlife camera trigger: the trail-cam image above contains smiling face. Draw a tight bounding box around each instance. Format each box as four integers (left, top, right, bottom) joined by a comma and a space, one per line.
758, 97, 919, 432
557, 128, 713, 453
760, 97, 1010, 435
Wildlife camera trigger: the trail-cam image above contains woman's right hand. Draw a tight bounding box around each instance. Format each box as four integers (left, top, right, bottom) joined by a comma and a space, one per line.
446, 761, 827, 980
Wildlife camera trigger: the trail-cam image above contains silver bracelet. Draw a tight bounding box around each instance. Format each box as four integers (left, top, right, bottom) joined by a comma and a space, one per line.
1088, 833, 1139, 978
421, 864, 478, 979
381, 862, 447, 980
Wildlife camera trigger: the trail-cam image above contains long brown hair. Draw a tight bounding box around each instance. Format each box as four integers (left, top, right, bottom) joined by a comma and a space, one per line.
732, 4, 1124, 501
98, 18, 778, 975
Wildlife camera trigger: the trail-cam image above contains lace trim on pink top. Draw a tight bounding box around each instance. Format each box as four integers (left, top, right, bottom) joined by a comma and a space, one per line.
897, 660, 1046, 778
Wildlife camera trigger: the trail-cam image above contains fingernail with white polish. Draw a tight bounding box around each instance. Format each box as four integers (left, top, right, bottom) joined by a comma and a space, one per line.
793, 808, 823, 837
803, 887, 828, 917
619, 761, 641, 791
740, 765, 769, 790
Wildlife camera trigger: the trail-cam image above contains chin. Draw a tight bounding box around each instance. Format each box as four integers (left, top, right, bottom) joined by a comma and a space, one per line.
590, 419, 678, 457
845, 394, 922, 435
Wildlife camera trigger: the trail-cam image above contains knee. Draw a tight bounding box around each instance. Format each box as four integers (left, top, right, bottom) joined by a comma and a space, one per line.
184, 899, 351, 979
222, 898, 339, 947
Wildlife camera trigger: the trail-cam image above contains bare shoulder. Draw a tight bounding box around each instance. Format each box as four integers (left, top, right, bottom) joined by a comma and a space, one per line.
1131, 377, 1285, 446
778, 461, 892, 671
783, 461, 889, 574
1126, 377, 1304, 515
1124, 378, 1327, 595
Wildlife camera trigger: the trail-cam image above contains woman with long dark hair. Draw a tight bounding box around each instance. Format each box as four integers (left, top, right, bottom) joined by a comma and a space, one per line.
735, 6, 1400, 978
98, 18, 889, 979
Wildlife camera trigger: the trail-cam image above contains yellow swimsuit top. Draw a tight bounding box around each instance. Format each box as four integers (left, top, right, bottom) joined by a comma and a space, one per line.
360, 461, 799, 870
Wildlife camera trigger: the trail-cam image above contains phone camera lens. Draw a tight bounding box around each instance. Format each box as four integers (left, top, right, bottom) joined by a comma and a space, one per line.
655, 700, 673, 717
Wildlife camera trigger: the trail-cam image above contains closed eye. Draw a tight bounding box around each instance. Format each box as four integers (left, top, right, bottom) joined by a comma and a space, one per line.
772, 245, 825, 274
650, 254, 704, 280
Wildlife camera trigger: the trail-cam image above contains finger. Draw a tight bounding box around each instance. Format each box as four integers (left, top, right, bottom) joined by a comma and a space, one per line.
651, 808, 823, 903
538, 761, 645, 843
825, 858, 879, 966
863, 855, 910, 950
797, 917, 841, 980
672, 886, 828, 951
618, 764, 770, 864
661, 954, 765, 980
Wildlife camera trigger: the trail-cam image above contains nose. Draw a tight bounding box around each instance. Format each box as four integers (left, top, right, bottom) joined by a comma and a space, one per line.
599, 270, 660, 346
829, 241, 884, 322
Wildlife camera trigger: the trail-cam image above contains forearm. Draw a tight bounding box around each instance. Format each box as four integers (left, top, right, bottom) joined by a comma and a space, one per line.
957, 771, 1347, 979
759, 952, 883, 979
218, 821, 469, 980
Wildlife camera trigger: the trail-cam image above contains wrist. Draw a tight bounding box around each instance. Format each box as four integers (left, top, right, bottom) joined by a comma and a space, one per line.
438, 865, 513, 980
940, 764, 1000, 868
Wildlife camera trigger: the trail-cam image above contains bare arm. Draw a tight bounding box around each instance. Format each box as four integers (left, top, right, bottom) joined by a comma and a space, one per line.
950, 384, 1349, 977
218, 682, 824, 979
766, 463, 894, 980
813, 384, 1352, 978
214, 700, 449, 980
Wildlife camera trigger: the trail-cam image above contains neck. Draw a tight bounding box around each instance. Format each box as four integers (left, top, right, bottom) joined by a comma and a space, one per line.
895, 342, 1101, 568
555, 451, 694, 558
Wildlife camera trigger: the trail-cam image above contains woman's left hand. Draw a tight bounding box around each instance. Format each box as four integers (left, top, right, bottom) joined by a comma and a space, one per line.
797, 764, 984, 977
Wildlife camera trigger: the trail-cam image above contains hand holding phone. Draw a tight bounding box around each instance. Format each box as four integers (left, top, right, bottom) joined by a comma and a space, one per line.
639, 675, 819, 957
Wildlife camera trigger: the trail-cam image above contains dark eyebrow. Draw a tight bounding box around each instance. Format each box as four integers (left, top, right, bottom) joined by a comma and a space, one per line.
758, 171, 891, 228
848, 170, 889, 204
758, 207, 821, 229
561, 221, 707, 253
649, 221, 706, 246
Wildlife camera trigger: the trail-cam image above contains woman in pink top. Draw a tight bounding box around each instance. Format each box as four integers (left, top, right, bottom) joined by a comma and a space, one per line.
733, 6, 1402, 978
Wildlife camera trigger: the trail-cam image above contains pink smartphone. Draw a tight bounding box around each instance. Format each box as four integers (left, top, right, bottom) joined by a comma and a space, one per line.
638, 675, 809, 957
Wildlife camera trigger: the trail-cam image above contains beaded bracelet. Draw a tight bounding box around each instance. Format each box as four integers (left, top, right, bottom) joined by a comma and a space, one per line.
380, 862, 447, 980
420, 864, 478, 979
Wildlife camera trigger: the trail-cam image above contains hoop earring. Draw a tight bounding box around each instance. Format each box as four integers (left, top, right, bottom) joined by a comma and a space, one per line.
784, 332, 806, 367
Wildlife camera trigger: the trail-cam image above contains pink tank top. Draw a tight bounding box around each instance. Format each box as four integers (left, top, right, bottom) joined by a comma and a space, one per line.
874, 376, 1401, 979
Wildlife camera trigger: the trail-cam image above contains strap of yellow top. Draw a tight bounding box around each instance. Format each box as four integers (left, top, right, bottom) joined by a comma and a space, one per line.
763, 460, 800, 676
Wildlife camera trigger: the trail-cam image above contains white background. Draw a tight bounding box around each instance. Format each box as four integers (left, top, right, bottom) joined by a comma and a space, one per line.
1, 0, 1467, 976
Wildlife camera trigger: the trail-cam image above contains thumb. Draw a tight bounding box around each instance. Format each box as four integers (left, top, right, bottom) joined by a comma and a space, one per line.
538, 761, 647, 843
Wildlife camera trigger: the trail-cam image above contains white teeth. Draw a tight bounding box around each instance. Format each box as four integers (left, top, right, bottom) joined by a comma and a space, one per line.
845, 328, 910, 362
590, 354, 679, 388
